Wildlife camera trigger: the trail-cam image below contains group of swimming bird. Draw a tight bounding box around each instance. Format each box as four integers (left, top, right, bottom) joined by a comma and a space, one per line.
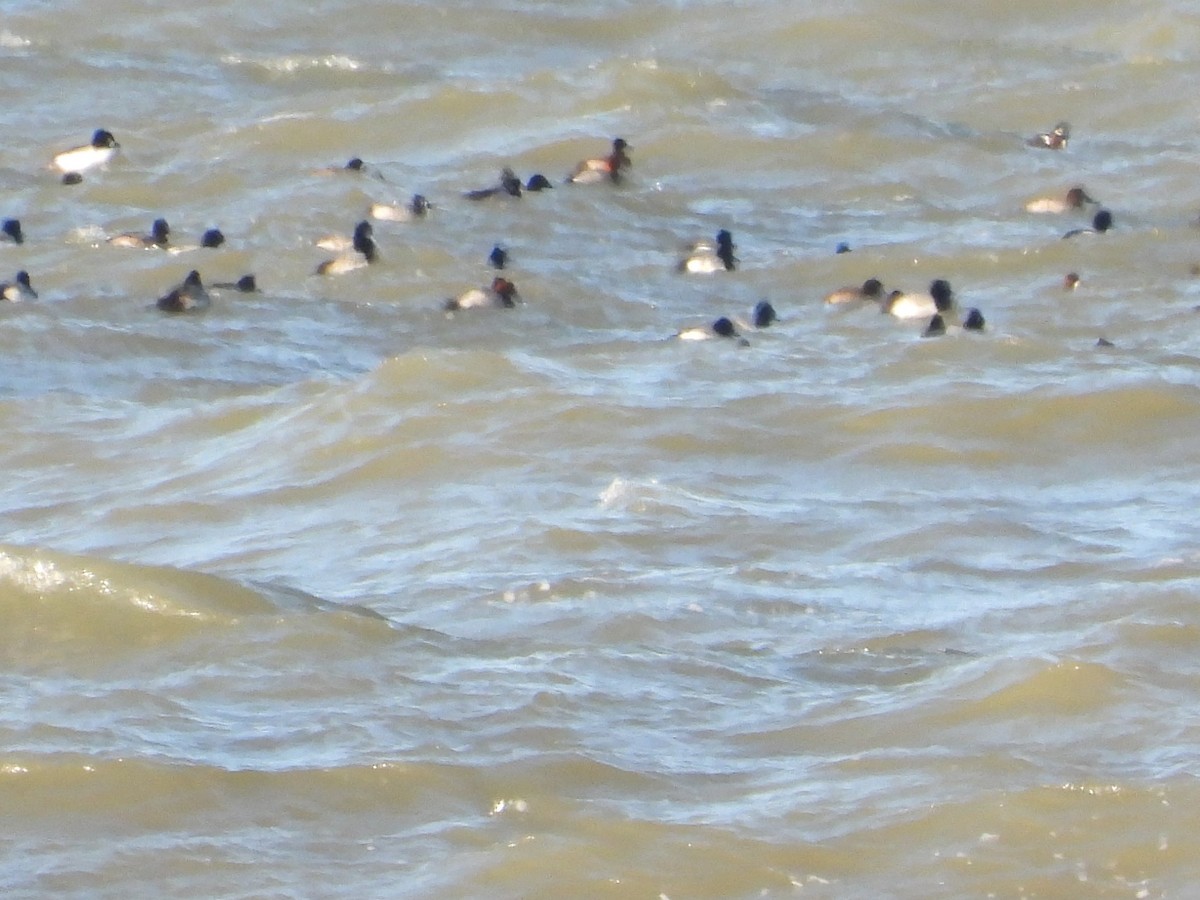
5, 123, 1108, 340
812, 119, 1115, 340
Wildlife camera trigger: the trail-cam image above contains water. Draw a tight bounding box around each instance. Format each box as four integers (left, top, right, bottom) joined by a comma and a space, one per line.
2, 0, 1200, 896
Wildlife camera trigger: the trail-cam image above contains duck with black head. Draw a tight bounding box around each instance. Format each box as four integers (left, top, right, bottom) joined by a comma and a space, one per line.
567, 138, 631, 184
0, 271, 37, 302
678, 230, 737, 273
156, 270, 210, 313
316, 221, 378, 275
53, 128, 120, 175
108, 218, 170, 249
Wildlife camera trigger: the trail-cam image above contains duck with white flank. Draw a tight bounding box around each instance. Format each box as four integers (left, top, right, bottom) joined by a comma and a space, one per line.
567, 138, 631, 184
445, 277, 519, 311
679, 229, 737, 273
54, 128, 120, 175
369, 194, 431, 222
0, 271, 37, 302
316, 221, 377, 275
882, 279, 955, 319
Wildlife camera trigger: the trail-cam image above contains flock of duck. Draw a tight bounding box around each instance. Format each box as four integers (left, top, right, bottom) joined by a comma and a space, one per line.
4, 123, 1112, 342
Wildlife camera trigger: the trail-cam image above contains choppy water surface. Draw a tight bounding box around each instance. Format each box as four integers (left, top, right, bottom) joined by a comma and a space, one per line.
3, 1, 1200, 896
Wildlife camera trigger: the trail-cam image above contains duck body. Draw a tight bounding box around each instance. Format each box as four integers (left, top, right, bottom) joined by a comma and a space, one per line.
883, 279, 955, 319
109, 218, 170, 249
316, 221, 377, 275
370, 194, 431, 222
1027, 121, 1070, 150
567, 138, 631, 184
824, 278, 884, 305
54, 129, 120, 174
0, 270, 36, 302
156, 270, 210, 312
445, 277, 519, 311
679, 229, 737, 273
1025, 186, 1095, 214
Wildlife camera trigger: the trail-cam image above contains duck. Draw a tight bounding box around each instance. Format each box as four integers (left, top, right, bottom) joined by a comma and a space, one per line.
1026, 121, 1070, 150
922, 308, 985, 338
525, 174, 554, 192
882, 279, 955, 319
156, 270, 210, 312
567, 138, 631, 184
316, 221, 377, 275
108, 218, 170, 249
445, 276, 519, 311
167, 228, 226, 254
1024, 186, 1095, 214
675, 316, 747, 344
1064, 272, 1081, 291
212, 275, 258, 293
0, 271, 36, 302
678, 229, 737, 273
53, 129, 120, 174
735, 300, 777, 331
488, 245, 508, 269
1063, 209, 1113, 239
824, 277, 884, 305
464, 168, 523, 200
369, 194, 431, 222
1, 219, 24, 245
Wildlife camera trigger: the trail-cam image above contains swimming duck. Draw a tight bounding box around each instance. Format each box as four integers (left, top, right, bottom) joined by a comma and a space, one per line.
156, 270, 210, 312
445, 276, 519, 311
882, 279, 955, 319
1064, 272, 1081, 291
53, 129, 120, 174
108, 218, 170, 249
167, 228, 225, 254
678, 229, 737, 273
464, 168, 523, 200
1063, 209, 1113, 239
0, 271, 36, 302
316, 220, 377, 275
369, 194, 431, 222
489, 245, 508, 270
1, 219, 23, 245
1024, 186, 1095, 214
212, 275, 258, 293
525, 174, 553, 192
675, 316, 747, 344
734, 300, 777, 331
567, 138, 631, 184
824, 277, 884, 305
1027, 121, 1070, 150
